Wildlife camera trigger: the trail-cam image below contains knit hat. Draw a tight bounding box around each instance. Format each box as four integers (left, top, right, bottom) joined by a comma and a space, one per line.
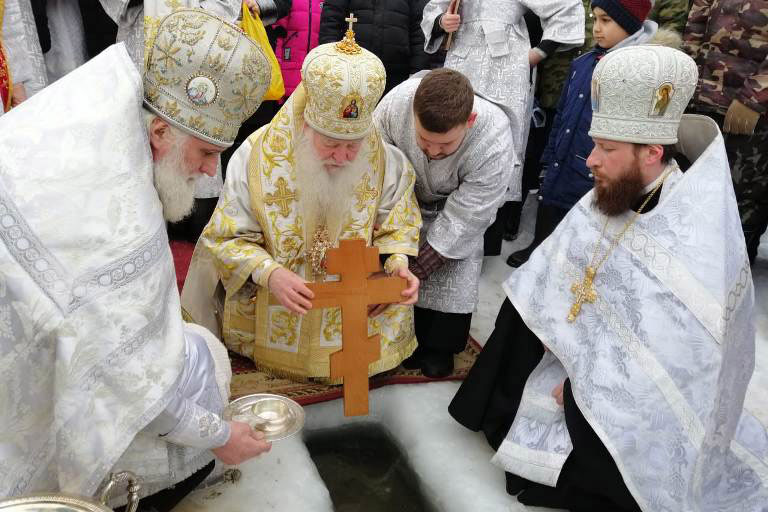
591, 0, 652, 35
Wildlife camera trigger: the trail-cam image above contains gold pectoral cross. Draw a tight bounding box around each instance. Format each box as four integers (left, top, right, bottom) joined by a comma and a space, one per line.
567, 266, 597, 322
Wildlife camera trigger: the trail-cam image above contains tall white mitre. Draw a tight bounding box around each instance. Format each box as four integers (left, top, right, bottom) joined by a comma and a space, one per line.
497, 45, 768, 510
0, 42, 186, 498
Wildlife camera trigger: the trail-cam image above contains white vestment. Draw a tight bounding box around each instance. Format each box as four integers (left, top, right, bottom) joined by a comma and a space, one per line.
421, 0, 584, 191
43, 0, 88, 83
2, 0, 48, 99
375, 77, 514, 313
496, 115, 768, 510
0, 44, 231, 502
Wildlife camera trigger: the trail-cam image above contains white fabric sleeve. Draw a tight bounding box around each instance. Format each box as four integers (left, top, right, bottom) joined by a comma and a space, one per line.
3, 0, 48, 91
518, 0, 585, 49
199, 0, 241, 22
144, 330, 231, 450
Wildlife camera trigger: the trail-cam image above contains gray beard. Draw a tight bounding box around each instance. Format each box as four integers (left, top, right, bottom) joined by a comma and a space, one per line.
293, 133, 369, 243
153, 133, 196, 223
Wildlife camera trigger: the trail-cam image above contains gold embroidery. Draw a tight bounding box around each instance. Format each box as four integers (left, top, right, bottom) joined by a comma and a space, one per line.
164, 100, 181, 118
354, 174, 378, 211
270, 310, 299, 346
323, 308, 342, 342
217, 34, 235, 51
264, 177, 297, 218
155, 35, 182, 69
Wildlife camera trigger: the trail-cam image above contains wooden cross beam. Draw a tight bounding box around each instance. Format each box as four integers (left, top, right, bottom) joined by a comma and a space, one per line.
306, 239, 406, 416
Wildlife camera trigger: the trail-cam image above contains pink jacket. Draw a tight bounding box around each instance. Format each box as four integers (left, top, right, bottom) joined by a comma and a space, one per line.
273, 0, 323, 98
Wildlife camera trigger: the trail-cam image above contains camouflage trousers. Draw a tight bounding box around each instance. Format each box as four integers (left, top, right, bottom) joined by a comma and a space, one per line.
696, 111, 768, 264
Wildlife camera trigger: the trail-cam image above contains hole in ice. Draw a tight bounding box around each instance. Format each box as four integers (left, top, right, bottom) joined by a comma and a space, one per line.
305, 423, 435, 512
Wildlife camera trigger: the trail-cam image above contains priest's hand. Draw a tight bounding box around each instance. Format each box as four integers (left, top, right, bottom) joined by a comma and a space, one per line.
268, 267, 314, 315
440, 0, 461, 33
528, 49, 545, 68
396, 266, 419, 305
245, 0, 260, 16
367, 267, 420, 317
11, 84, 27, 108
551, 380, 565, 406
212, 421, 272, 465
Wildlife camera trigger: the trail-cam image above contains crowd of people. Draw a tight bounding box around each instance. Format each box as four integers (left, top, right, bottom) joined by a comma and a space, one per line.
1, 1, 767, 511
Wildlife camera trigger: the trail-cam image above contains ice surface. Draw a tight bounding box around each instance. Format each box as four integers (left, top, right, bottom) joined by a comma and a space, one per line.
174, 196, 767, 511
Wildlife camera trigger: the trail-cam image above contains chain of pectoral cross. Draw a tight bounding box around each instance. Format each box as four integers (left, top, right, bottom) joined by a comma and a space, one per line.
568, 169, 672, 322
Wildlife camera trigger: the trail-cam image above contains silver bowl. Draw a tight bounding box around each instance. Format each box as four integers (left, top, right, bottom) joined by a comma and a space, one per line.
223, 394, 305, 442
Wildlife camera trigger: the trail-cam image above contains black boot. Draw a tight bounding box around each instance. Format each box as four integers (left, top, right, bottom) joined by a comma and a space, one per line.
506, 246, 533, 268
421, 350, 454, 378
401, 345, 426, 370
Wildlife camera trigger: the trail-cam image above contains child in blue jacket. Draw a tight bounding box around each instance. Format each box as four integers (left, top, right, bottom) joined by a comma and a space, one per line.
507, 0, 668, 267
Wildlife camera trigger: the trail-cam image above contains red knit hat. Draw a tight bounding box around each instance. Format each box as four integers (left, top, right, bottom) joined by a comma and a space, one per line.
591, 0, 652, 34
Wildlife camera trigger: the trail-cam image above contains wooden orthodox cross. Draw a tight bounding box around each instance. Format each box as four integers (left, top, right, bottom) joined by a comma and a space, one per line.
306, 239, 406, 416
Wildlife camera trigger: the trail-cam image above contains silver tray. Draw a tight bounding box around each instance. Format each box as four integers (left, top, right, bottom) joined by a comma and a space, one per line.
223, 394, 305, 442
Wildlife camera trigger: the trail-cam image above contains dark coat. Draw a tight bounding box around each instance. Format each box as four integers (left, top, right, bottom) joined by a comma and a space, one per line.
319, 0, 431, 94
539, 48, 606, 211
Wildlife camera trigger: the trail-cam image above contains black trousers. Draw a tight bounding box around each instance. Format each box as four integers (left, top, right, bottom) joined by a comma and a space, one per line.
449, 299, 640, 511
413, 306, 472, 354
114, 460, 215, 512
528, 202, 569, 253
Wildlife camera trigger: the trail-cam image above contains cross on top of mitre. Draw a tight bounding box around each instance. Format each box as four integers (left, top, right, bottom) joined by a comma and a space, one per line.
336, 12, 362, 55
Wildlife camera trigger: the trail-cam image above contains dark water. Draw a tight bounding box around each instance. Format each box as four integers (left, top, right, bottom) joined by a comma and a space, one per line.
305, 423, 434, 512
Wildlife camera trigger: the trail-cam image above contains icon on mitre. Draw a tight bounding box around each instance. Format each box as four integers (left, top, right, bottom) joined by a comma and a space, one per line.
651, 83, 674, 117
341, 94, 362, 119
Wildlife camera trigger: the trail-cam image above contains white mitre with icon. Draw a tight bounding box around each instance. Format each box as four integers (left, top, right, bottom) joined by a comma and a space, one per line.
589, 45, 699, 145
143, 8, 272, 148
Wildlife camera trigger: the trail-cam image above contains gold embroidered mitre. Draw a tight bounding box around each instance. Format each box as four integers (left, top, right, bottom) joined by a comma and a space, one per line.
143, 8, 271, 147
300, 16, 386, 140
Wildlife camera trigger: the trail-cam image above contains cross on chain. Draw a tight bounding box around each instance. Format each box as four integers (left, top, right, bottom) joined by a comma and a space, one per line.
345, 13, 358, 32
567, 266, 597, 322
306, 239, 406, 416
264, 177, 296, 218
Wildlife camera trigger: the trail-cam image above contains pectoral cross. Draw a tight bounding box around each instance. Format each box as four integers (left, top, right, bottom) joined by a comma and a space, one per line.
345, 13, 358, 32
264, 177, 296, 218
567, 266, 597, 322
306, 239, 406, 416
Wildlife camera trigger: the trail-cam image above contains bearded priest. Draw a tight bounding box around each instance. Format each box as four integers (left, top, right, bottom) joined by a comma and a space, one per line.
181, 24, 422, 381
0, 9, 276, 510
449, 45, 768, 511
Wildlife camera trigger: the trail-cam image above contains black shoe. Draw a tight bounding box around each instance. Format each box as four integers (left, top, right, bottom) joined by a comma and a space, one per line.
421, 351, 454, 378
402, 346, 426, 370
502, 232, 518, 242
506, 247, 533, 268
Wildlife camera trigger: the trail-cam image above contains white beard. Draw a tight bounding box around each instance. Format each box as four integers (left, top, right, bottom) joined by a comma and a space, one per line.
153, 130, 196, 223
293, 132, 371, 243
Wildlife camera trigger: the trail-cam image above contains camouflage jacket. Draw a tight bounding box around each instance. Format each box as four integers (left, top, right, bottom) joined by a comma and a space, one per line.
683, 0, 768, 117
537, 0, 689, 108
